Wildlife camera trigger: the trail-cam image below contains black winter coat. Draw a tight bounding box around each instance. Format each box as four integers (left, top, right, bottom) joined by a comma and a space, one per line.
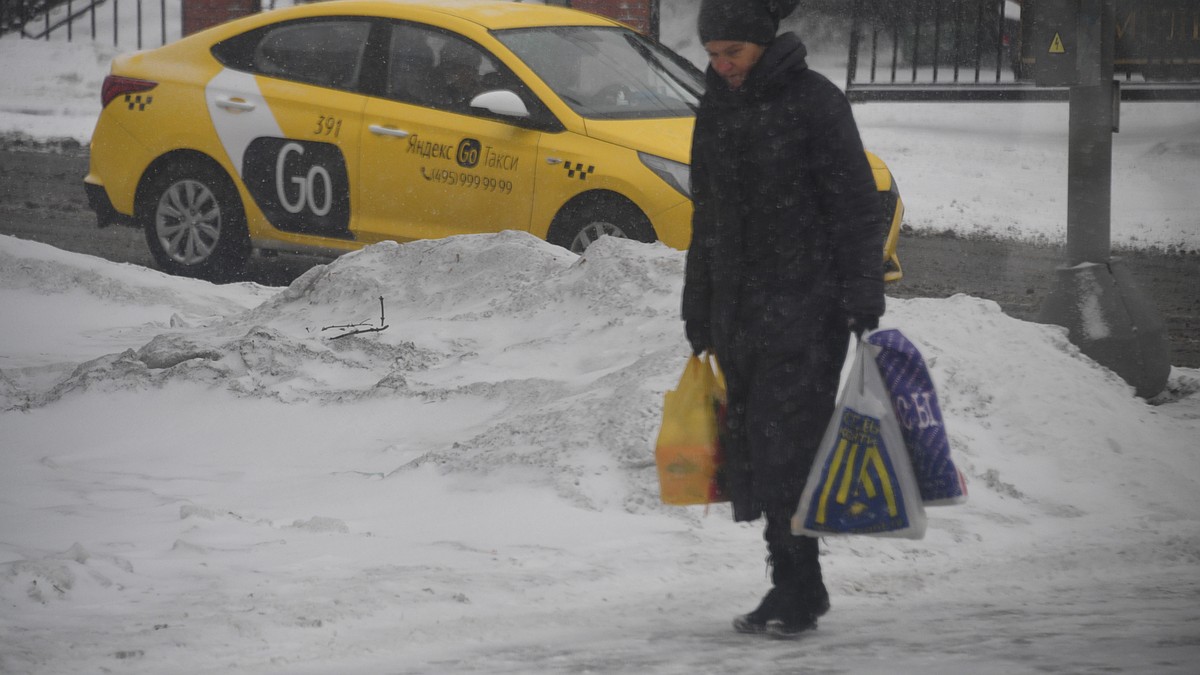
682, 33, 886, 522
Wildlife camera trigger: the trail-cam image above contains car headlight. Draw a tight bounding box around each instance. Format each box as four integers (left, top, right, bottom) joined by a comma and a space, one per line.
638, 152, 691, 200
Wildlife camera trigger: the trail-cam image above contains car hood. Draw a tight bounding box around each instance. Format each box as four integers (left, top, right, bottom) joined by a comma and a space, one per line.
582, 117, 694, 165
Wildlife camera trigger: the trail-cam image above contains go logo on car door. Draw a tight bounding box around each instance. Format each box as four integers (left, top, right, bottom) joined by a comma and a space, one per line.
242, 137, 352, 239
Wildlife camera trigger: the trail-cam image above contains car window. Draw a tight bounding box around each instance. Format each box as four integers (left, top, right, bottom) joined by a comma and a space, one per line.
255, 20, 370, 89
384, 23, 518, 116
212, 19, 371, 91
495, 26, 705, 120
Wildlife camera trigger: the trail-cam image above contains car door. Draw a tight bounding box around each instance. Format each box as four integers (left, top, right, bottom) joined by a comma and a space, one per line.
355, 23, 541, 243
207, 17, 370, 242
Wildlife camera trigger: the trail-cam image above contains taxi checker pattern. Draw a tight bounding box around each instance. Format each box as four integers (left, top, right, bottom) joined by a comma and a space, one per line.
125, 94, 153, 111
563, 161, 596, 181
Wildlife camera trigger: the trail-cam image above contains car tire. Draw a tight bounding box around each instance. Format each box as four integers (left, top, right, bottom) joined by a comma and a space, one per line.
550, 196, 656, 254
141, 161, 249, 281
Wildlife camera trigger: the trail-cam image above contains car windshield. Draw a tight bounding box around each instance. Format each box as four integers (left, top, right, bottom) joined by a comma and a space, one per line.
494, 26, 704, 120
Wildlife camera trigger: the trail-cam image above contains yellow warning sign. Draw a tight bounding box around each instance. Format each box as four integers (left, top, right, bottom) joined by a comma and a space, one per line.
1049, 33, 1066, 54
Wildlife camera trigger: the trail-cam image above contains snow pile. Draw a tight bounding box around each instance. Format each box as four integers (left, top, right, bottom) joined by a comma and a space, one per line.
854, 101, 1200, 251
1, 232, 1198, 673
0, 38, 116, 148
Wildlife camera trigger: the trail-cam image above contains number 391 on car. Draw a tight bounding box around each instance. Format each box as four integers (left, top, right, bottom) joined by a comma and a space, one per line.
85, 0, 904, 281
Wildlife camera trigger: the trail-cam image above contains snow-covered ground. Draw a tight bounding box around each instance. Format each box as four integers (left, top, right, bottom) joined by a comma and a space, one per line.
2, 2, 1199, 673
2, 229, 1199, 674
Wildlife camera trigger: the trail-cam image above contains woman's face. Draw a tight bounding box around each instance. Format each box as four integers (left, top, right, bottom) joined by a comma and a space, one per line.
704, 40, 765, 91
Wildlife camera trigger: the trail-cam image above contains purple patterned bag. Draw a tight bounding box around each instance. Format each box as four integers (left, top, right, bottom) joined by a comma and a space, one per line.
866, 329, 967, 506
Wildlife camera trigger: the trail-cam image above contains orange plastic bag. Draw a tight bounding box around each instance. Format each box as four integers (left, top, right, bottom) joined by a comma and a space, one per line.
655, 353, 728, 506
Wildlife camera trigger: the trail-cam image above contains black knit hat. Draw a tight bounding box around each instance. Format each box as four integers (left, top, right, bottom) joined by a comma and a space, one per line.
698, 0, 800, 45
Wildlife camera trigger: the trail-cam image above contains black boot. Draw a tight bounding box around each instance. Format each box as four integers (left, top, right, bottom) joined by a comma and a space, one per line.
764, 583, 821, 638
761, 514, 828, 638
762, 557, 821, 638
732, 586, 781, 634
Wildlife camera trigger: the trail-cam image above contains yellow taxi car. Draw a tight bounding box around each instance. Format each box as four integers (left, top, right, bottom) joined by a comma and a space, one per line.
85, 0, 903, 281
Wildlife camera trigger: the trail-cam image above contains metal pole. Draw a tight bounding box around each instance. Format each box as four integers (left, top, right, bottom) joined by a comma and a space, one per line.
1065, 0, 1113, 266
847, 0, 862, 92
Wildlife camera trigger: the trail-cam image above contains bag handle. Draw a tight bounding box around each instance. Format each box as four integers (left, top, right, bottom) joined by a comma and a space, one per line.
849, 335, 868, 399
702, 352, 726, 395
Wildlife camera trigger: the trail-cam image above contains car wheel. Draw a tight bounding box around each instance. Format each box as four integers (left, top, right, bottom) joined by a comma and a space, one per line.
552, 198, 655, 255
142, 162, 249, 281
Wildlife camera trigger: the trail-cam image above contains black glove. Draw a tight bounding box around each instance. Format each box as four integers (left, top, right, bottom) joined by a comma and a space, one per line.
685, 319, 711, 356
848, 315, 879, 338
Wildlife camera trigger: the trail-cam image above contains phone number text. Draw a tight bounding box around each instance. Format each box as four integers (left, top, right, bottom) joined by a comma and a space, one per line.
421, 167, 513, 194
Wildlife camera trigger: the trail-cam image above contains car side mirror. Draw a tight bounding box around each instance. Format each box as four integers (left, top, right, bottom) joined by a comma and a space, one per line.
469, 90, 530, 118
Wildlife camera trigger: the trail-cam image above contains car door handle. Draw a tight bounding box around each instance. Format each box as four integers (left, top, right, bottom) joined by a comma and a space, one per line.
215, 97, 256, 112
369, 124, 411, 138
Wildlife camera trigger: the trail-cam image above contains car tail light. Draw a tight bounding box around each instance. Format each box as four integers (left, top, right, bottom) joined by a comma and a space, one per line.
101, 75, 158, 108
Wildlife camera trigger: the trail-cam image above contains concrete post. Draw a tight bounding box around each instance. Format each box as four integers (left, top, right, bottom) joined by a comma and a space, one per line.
1036, 0, 1171, 398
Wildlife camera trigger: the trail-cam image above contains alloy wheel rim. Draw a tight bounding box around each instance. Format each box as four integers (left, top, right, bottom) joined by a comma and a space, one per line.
156, 179, 221, 265
570, 220, 626, 254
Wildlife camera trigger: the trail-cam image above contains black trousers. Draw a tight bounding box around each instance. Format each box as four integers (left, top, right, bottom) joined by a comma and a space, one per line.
764, 508, 828, 612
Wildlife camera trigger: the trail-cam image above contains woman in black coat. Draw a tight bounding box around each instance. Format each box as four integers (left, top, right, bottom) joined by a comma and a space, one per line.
682, 0, 886, 637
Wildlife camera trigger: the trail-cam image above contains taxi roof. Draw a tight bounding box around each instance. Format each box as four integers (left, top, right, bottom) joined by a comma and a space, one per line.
279, 0, 623, 31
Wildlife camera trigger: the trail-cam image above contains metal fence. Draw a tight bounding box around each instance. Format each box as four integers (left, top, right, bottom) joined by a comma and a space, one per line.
845, 0, 1056, 101
1, 0, 182, 48
845, 0, 1200, 102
